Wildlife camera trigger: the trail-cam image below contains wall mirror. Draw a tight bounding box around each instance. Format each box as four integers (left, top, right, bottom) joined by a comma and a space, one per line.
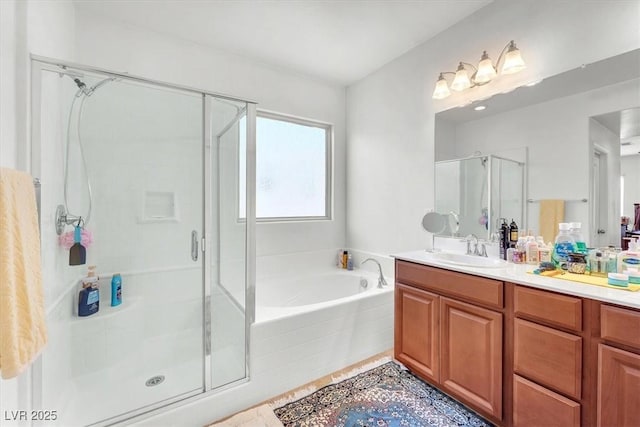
434, 48, 640, 246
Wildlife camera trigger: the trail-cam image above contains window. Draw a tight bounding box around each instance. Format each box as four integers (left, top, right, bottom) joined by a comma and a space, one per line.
239, 112, 332, 220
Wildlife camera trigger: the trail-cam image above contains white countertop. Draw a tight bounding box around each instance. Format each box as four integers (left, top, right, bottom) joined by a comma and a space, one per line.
393, 250, 640, 310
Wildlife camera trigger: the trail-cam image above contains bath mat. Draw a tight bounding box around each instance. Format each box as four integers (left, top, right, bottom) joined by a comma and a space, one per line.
208, 404, 284, 427
272, 361, 491, 427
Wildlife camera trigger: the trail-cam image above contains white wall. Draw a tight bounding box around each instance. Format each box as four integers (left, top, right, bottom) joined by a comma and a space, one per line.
346, 0, 640, 254
622, 155, 640, 223
73, 11, 347, 258
0, 0, 76, 423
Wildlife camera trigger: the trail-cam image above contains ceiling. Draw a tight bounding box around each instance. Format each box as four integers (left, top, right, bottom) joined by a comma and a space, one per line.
73, 0, 492, 85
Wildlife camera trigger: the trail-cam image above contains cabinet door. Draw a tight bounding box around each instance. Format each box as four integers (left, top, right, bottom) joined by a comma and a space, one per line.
440, 297, 502, 419
513, 375, 580, 427
394, 283, 439, 383
598, 344, 640, 427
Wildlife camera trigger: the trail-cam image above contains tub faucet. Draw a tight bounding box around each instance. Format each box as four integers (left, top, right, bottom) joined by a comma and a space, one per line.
362, 258, 388, 288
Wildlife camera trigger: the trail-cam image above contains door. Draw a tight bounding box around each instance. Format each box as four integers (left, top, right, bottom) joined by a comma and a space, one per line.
34, 66, 206, 426
592, 149, 609, 247
394, 283, 439, 383
598, 344, 640, 426
440, 297, 503, 419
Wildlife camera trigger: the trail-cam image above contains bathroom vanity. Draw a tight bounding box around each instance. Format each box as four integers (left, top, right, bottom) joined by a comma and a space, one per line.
393, 251, 640, 427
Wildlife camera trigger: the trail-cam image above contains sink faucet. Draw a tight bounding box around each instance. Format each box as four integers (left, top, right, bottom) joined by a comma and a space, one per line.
362, 258, 388, 288
465, 234, 479, 255
465, 234, 488, 257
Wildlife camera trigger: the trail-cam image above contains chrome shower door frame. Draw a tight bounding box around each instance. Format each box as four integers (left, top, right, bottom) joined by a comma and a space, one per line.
29, 56, 257, 426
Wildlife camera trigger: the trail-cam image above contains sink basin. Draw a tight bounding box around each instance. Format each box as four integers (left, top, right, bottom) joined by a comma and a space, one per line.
431, 252, 508, 268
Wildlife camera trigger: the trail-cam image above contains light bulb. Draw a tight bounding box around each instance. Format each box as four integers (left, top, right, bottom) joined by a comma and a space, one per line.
432, 74, 451, 99
451, 63, 471, 91
475, 51, 497, 84
501, 41, 526, 74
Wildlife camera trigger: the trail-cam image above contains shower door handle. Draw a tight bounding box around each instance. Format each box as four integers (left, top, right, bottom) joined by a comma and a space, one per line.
191, 230, 199, 261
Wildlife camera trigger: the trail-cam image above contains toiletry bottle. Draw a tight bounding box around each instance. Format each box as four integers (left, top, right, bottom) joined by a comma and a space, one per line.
537, 238, 551, 263
342, 251, 349, 269
111, 273, 122, 307
337, 249, 344, 268
514, 237, 527, 264
569, 222, 587, 255
509, 219, 519, 247
526, 236, 539, 265
499, 219, 509, 260
617, 239, 640, 273
78, 265, 100, 317
346, 253, 354, 271
552, 223, 576, 268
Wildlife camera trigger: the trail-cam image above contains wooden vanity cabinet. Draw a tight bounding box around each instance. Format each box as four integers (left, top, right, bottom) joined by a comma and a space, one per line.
512, 286, 585, 427
394, 283, 439, 383
395, 261, 504, 423
395, 259, 640, 426
597, 305, 640, 427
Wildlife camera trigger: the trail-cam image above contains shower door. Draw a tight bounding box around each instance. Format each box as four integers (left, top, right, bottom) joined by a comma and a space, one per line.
34, 65, 206, 426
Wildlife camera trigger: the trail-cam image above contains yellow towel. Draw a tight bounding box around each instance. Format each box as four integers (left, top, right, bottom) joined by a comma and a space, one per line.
539, 199, 565, 244
0, 168, 47, 379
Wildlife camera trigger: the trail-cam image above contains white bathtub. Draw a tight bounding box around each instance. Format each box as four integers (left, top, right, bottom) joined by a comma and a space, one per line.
256, 269, 391, 322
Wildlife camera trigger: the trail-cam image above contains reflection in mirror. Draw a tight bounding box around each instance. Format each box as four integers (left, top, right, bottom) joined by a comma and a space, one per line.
435, 48, 640, 247
421, 211, 446, 252
435, 155, 524, 240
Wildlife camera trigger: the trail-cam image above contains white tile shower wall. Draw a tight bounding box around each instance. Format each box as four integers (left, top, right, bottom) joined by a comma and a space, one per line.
39, 267, 203, 426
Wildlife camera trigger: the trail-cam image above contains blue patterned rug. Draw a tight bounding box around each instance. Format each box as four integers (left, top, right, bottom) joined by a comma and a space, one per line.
273, 361, 492, 427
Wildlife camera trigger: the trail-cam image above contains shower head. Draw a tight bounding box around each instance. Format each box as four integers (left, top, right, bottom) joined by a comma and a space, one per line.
73, 78, 86, 90
70, 76, 115, 97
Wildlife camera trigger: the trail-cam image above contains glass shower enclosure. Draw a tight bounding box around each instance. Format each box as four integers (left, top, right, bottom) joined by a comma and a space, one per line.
30, 57, 256, 426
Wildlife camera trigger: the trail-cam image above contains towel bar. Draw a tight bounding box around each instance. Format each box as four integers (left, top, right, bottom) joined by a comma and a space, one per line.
527, 198, 588, 203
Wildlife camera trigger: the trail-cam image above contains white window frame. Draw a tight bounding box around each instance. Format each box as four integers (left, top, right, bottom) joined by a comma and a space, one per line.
241, 110, 333, 222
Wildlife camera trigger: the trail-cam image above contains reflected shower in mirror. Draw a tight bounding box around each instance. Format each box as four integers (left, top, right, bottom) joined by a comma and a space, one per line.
434, 155, 524, 240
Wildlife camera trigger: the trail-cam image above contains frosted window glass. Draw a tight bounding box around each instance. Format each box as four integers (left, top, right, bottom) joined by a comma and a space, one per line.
239, 114, 330, 219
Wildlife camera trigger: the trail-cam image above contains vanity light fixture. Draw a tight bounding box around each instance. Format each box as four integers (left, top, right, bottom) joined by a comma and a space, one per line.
432, 40, 525, 100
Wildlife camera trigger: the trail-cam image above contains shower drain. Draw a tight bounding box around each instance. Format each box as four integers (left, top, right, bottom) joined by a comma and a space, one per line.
145, 375, 165, 387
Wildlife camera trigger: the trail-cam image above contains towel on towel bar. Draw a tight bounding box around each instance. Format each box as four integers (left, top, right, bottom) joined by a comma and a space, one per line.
539, 199, 565, 244
0, 168, 47, 379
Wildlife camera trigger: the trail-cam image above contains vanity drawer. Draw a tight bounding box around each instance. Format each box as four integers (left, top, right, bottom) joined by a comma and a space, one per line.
396, 261, 503, 309
513, 375, 580, 427
514, 286, 582, 332
601, 304, 640, 350
514, 318, 582, 400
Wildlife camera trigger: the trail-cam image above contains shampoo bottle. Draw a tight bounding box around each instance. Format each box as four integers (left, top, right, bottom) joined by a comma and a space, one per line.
111, 273, 122, 307
509, 219, 519, 247
78, 265, 99, 317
